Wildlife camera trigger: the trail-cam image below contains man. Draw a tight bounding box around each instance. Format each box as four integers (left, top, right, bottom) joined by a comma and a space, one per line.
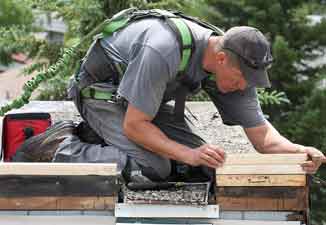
16, 10, 325, 182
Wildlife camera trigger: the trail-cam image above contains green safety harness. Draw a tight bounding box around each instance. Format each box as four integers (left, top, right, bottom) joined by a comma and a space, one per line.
79, 8, 224, 120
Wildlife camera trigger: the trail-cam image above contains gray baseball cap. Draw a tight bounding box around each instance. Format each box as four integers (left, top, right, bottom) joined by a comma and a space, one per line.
222, 26, 273, 88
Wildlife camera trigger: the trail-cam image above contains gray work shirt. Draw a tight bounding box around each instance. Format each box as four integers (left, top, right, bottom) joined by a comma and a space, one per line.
100, 18, 266, 128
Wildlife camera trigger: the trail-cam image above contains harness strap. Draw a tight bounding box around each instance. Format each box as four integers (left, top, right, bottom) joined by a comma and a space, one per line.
81, 87, 115, 101
167, 18, 193, 74
101, 9, 194, 75
174, 85, 189, 121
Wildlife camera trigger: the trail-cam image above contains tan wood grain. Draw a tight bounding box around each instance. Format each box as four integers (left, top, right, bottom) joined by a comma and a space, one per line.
0, 163, 117, 176
216, 164, 305, 175
216, 174, 306, 186
0, 196, 116, 210
216, 196, 306, 211
223, 154, 308, 165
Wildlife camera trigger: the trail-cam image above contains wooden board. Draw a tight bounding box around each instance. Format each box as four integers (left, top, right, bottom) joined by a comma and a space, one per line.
216, 187, 308, 211
0, 175, 119, 197
223, 154, 307, 165
216, 165, 305, 175
0, 216, 116, 225
216, 175, 306, 186
0, 163, 117, 176
0, 196, 116, 210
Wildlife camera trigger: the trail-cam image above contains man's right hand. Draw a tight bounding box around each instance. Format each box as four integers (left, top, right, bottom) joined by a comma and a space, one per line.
189, 144, 226, 168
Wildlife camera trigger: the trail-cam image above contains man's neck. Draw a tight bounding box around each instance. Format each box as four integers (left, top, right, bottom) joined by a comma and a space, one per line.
202, 36, 222, 74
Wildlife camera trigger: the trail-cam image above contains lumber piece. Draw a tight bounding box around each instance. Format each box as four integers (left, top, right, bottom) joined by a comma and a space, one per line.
216, 187, 308, 211
216, 187, 303, 198
212, 220, 301, 225
216, 164, 305, 175
0, 196, 116, 210
0, 175, 119, 197
0, 163, 117, 176
223, 154, 307, 165
216, 175, 306, 186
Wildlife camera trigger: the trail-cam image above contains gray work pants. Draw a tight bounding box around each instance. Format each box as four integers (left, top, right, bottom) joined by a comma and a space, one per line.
54, 80, 207, 180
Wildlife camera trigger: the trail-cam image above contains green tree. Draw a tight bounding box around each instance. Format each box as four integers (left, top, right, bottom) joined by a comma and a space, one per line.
0, 0, 34, 64
0, 0, 33, 27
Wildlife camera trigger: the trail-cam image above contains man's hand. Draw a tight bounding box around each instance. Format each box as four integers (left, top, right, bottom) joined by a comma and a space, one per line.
188, 144, 225, 168
299, 146, 326, 174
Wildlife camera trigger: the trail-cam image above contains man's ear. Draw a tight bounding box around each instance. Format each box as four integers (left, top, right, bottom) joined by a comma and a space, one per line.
216, 51, 227, 65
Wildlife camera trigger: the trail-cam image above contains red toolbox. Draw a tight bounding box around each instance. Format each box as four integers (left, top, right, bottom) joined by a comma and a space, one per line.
2, 113, 51, 161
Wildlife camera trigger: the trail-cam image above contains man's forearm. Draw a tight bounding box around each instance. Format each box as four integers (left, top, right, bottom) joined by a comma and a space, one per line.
246, 121, 304, 154
258, 134, 303, 154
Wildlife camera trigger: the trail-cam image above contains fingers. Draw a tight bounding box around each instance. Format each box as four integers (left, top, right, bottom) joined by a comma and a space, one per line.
198, 144, 226, 169
301, 161, 320, 174
200, 155, 219, 168
205, 147, 224, 163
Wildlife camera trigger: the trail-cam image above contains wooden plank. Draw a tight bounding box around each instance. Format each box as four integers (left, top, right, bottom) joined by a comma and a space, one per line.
216, 175, 306, 186
223, 154, 307, 165
216, 196, 306, 211
0, 216, 115, 225
216, 187, 304, 198
216, 187, 307, 211
115, 203, 219, 218
213, 220, 301, 225
0, 163, 117, 176
0, 196, 116, 210
0, 175, 118, 197
216, 164, 305, 175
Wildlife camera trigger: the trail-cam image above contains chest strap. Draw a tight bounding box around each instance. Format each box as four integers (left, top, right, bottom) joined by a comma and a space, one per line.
81, 87, 115, 101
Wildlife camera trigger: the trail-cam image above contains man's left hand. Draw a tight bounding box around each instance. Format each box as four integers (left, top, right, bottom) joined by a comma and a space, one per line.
299, 146, 326, 174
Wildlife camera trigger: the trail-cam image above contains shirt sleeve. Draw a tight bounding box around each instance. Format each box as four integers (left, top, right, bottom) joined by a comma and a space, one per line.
201, 78, 266, 128
118, 44, 175, 117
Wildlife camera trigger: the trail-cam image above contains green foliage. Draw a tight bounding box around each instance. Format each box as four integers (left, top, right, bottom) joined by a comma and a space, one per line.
275, 88, 326, 224
0, 0, 34, 27
205, 0, 326, 106
257, 89, 290, 106
276, 89, 326, 151
0, 26, 42, 65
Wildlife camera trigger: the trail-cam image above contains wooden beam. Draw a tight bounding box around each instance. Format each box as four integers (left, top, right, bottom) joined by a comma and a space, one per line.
0, 196, 116, 210
216, 187, 308, 211
0, 175, 119, 197
216, 196, 306, 211
216, 175, 306, 186
216, 165, 305, 175
0, 163, 117, 176
223, 154, 307, 165
213, 220, 301, 225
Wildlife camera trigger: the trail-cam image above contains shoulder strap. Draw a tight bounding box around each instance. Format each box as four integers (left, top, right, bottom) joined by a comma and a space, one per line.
165, 17, 194, 75
100, 8, 194, 76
